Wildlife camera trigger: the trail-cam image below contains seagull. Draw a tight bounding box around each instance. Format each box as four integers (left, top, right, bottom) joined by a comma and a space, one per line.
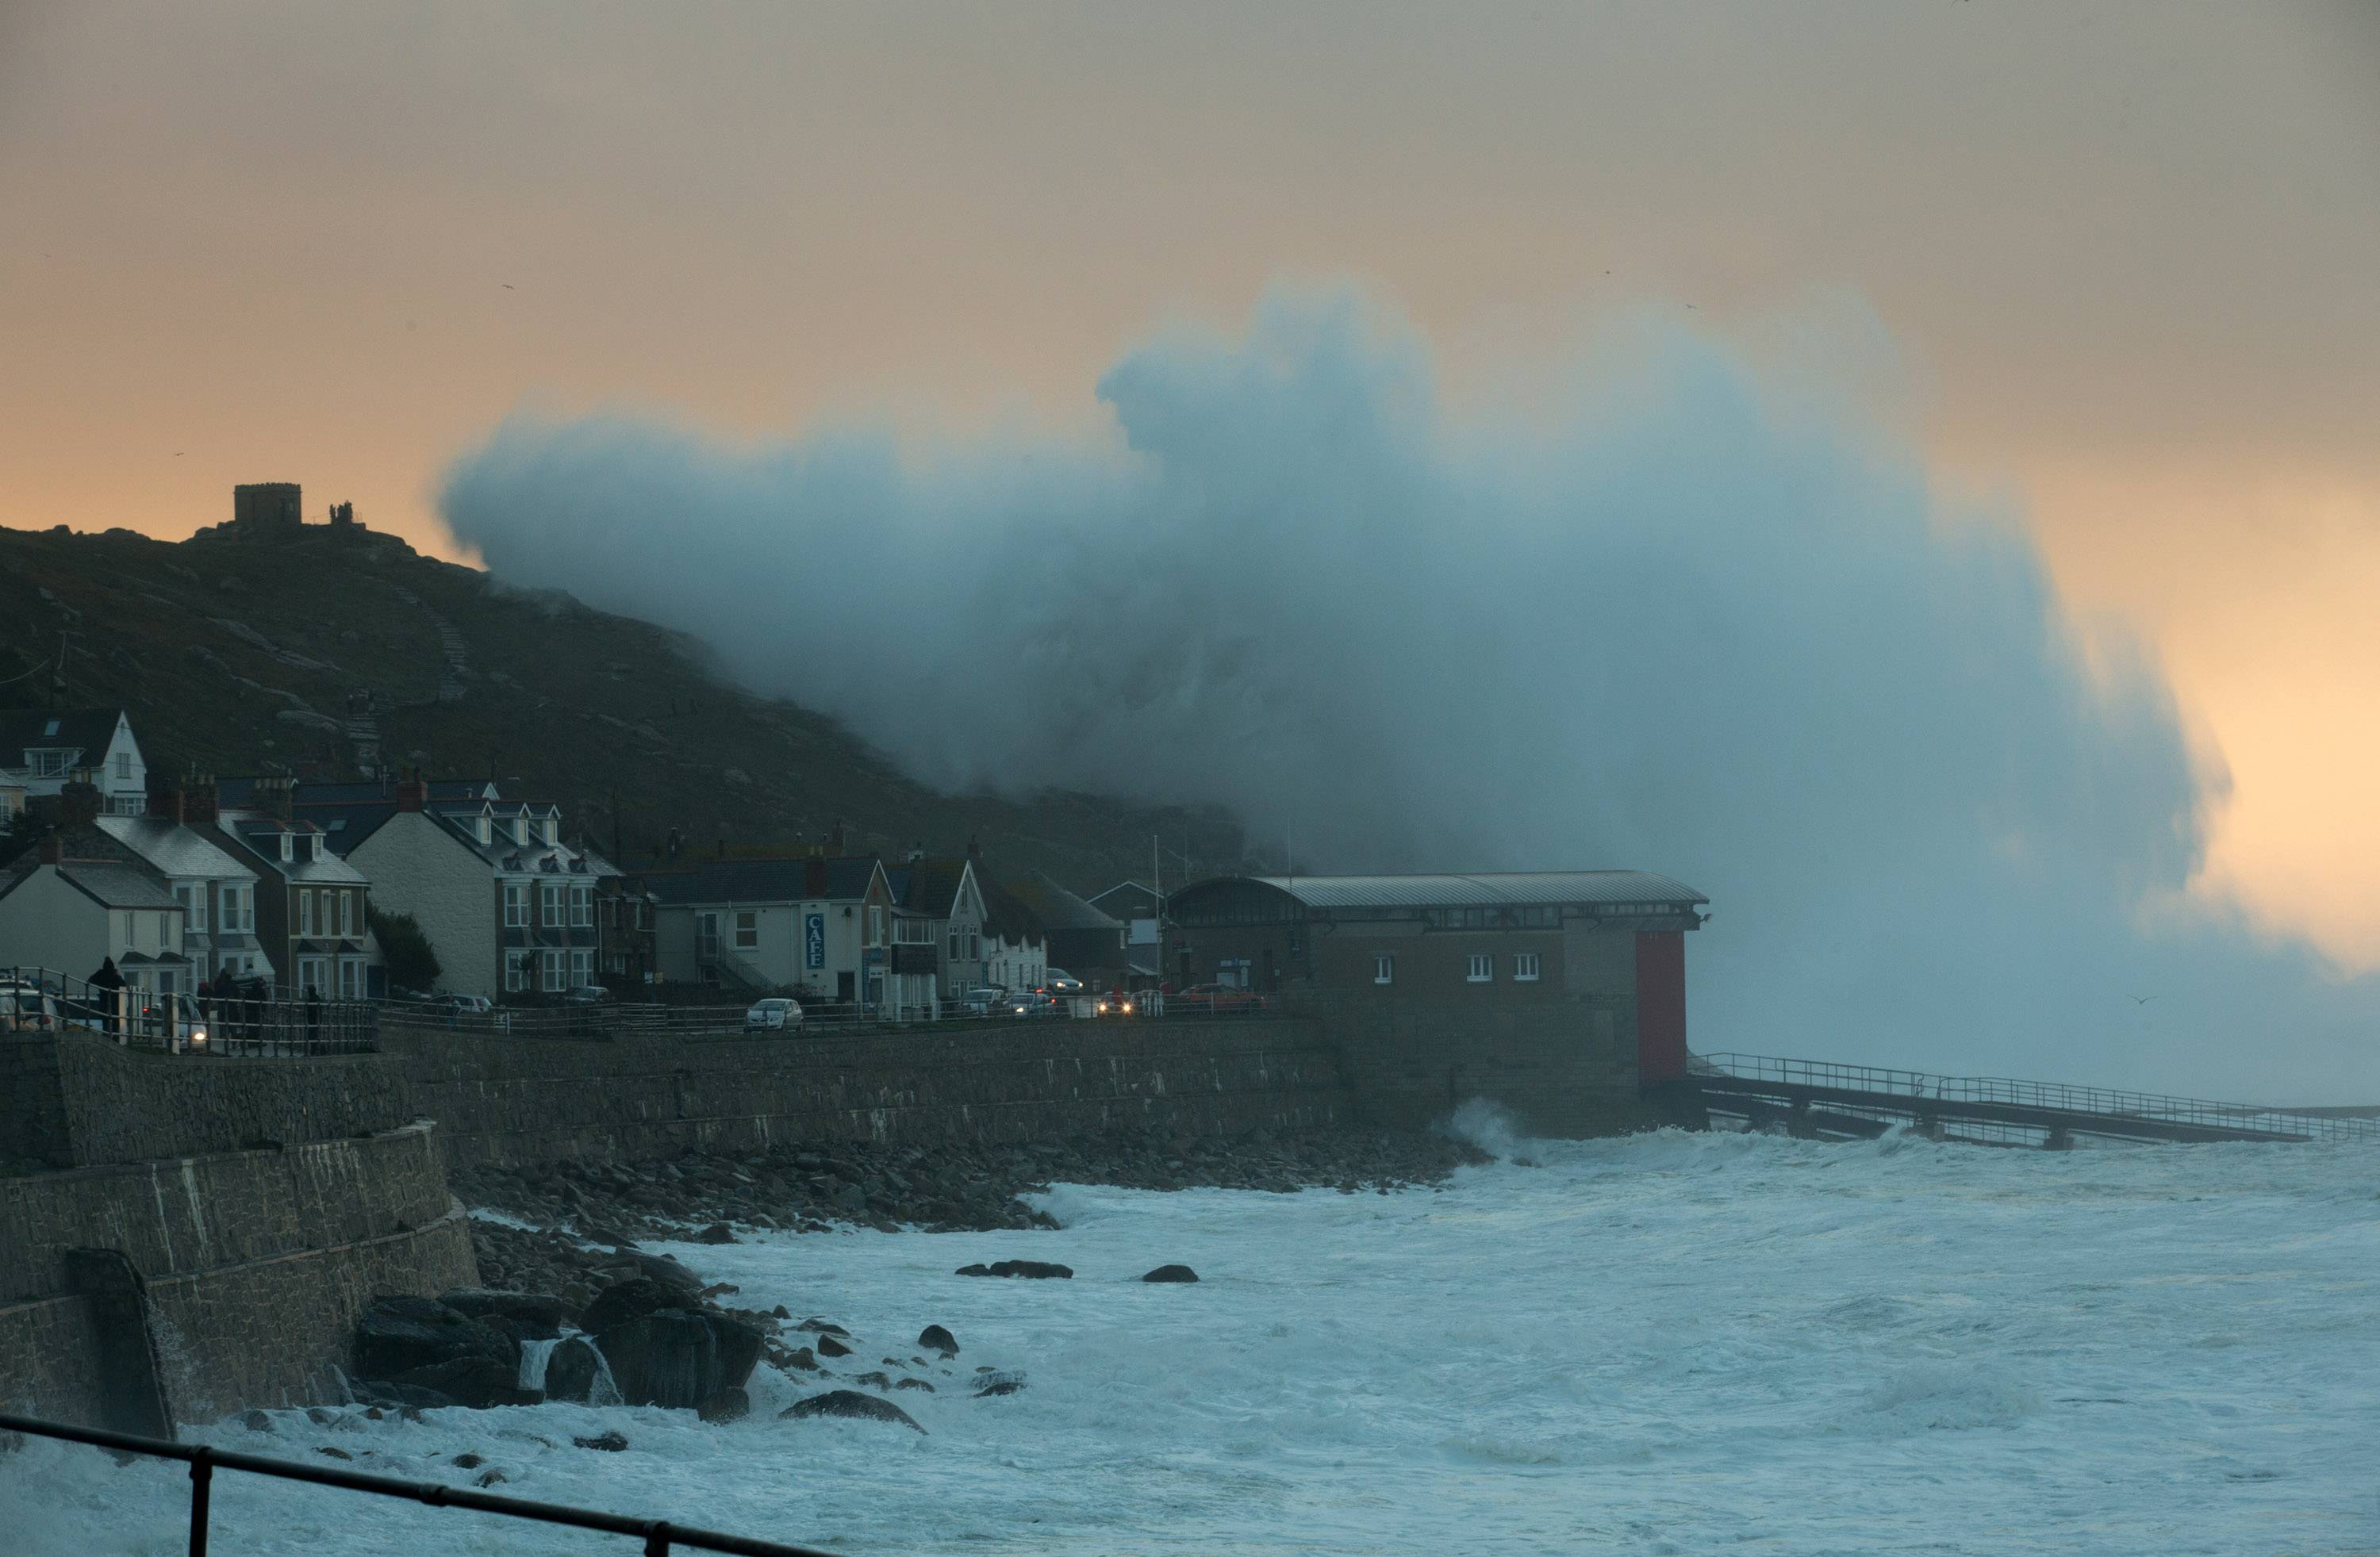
2129, 994, 2158, 1007
502, 283, 515, 290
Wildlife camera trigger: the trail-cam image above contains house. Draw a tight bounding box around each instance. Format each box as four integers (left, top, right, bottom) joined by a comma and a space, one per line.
974, 870, 1047, 995
0, 709, 147, 815
596, 870, 659, 988
1164, 871, 1709, 1081
307, 776, 608, 999
885, 854, 988, 999
1008, 872, 1130, 986
178, 776, 374, 998
1087, 879, 1163, 978
647, 855, 899, 1011
92, 807, 269, 991
0, 834, 188, 999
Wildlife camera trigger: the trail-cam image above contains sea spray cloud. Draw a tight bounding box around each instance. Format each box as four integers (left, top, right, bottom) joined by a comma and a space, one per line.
441, 286, 2378, 1099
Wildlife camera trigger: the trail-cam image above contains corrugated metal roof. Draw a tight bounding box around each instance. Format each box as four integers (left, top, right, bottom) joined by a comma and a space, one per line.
1242, 871, 1706, 911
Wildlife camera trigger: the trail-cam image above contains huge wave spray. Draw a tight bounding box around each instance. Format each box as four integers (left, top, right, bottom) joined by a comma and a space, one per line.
440, 286, 2378, 1099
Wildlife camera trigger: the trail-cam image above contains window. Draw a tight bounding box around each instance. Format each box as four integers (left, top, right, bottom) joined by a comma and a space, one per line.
1467, 953, 1494, 983
29, 750, 67, 778
947, 926, 962, 959
279, 832, 294, 863
570, 885, 592, 927
543, 818, 559, 845
504, 883, 528, 927
733, 910, 758, 949
1373, 953, 1395, 985
337, 891, 354, 938
298, 957, 328, 995
116, 751, 132, 779
539, 883, 562, 929
109, 793, 144, 815
570, 948, 592, 986
337, 959, 363, 999
298, 889, 316, 937
541, 949, 565, 991
867, 905, 885, 946
218, 884, 244, 932
968, 931, 981, 961
475, 815, 492, 845
1514, 952, 1541, 982
505, 950, 527, 991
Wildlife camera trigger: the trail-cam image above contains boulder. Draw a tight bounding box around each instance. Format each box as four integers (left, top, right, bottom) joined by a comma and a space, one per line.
779, 1390, 926, 1433
542, 1336, 606, 1404
577, 1278, 675, 1336
697, 1387, 750, 1425
917, 1325, 959, 1358
239, 1409, 273, 1433
348, 1379, 457, 1411
593, 1310, 764, 1411
814, 1335, 852, 1359
355, 1296, 518, 1379
854, 1371, 892, 1390
694, 1223, 737, 1245
976, 1378, 1027, 1398
574, 1431, 629, 1452
1141, 1264, 1200, 1283
439, 1290, 567, 1340
962, 1260, 1073, 1280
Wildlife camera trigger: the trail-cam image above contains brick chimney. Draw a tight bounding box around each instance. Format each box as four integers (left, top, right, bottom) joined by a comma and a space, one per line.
57, 772, 102, 831
395, 769, 429, 811
38, 830, 64, 865
828, 819, 848, 856
147, 773, 185, 824
185, 773, 219, 827
257, 773, 294, 823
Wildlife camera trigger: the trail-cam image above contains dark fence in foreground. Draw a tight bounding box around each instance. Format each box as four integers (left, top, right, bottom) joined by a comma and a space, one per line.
0, 1413, 838, 1557
386, 987, 1294, 1042
2, 966, 375, 1056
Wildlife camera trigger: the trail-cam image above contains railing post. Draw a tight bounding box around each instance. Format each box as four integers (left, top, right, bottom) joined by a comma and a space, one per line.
188, 1446, 213, 1557
646, 1520, 673, 1555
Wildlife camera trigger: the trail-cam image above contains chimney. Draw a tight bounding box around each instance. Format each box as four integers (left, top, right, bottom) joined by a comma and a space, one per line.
57, 771, 102, 831
258, 773, 294, 823
185, 772, 219, 827
148, 773, 185, 824
829, 819, 848, 856
395, 769, 429, 812
38, 830, 64, 866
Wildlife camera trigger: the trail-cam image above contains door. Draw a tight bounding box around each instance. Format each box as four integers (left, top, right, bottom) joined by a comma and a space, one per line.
697, 913, 720, 963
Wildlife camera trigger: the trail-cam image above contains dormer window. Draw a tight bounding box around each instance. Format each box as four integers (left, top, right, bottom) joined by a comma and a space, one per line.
279, 833, 294, 863
512, 817, 530, 845
542, 817, 559, 845
475, 815, 491, 845
305, 834, 321, 861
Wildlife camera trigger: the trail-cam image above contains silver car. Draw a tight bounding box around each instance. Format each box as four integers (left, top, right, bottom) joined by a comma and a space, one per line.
745, 996, 804, 1034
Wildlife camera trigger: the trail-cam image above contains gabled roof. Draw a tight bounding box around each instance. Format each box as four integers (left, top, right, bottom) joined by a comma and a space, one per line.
1179, 871, 1708, 914
644, 856, 885, 907
975, 870, 1044, 946
283, 801, 400, 855
94, 815, 256, 882
1010, 872, 1123, 932
0, 708, 127, 769
213, 816, 370, 884
0, 860, 181, 911
889, 858, 970, 918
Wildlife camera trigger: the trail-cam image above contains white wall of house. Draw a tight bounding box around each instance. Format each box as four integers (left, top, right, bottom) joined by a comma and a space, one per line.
350, 812, 498, 996
0, 869, 115, 976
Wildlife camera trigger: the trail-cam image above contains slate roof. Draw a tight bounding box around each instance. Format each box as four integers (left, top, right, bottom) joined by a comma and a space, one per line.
890, 859, 969, 918
975, 871, 1045, 946
1179, 871, 1708, 914
217, 817, 370, 884
0, 708, 124, 769
95, 816, 257, 881
0, 860, 182, 911
643, 856, 884, 907
1009, 872, 1123, 932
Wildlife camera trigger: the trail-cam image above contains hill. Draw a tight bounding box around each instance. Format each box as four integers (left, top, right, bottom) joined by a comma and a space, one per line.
0, 520, 1244, 892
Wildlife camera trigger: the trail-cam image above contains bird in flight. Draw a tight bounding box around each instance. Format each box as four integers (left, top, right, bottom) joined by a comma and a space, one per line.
502, 283, 515, 290
2129, 994, 2158, 1007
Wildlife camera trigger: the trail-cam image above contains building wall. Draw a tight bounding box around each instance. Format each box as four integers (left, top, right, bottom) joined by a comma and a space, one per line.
351, 812, 496, 996
0, 869, 112, 978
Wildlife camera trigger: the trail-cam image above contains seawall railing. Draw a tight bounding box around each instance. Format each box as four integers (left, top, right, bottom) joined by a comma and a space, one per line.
2, 965, 375, 1057
0, 1413, 839, 1557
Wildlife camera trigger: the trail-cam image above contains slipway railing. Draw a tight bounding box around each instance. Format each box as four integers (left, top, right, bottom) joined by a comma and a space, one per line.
0, 1413, 839, 1557
1688, 1053, 2380, 1145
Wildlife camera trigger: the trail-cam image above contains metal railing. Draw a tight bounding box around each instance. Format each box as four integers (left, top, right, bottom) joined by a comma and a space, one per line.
0, 1413, 839, 1557
2, 966, 376, 1057
1691, 1052, 2380, 1144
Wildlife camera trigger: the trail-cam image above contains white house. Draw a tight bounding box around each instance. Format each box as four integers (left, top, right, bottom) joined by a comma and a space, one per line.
649, 855, 904, 1011
0, 840, 189, 997
0, 709, 146, 815
94, 813, 271, 988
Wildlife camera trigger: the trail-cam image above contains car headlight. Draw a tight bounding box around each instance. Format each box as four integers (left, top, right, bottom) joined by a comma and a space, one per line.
190, 1029, 207, 1046
1121, 1002, 1133, 1014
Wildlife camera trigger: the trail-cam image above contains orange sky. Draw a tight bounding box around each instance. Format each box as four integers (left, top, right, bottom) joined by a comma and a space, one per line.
3, 1, 2374, 964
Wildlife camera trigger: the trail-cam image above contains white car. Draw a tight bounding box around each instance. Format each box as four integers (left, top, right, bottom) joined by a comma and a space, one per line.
1043, 969, 1085, 995
745, 996, 804, 1034
0, 980, 58, 1032
136, 991, 209, 1053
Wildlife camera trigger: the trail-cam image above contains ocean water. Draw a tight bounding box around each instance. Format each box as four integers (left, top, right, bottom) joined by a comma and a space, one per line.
11, 1126, 2379, 1555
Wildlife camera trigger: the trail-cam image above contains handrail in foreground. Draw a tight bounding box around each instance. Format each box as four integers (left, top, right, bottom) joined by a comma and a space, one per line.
0, 1413, 842, 1557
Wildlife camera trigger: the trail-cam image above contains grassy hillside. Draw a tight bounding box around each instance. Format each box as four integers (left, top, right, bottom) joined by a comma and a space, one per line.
0, 521, 1245, 893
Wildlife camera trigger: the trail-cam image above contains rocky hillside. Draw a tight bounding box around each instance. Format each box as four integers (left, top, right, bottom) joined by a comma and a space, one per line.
0, 521, 1242, 890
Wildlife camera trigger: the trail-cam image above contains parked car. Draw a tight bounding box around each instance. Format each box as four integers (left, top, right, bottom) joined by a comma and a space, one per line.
1043, 969, 1085, 995
440, 993, 494, 1016
1093, 990, 1139, 1018
0, 979, 58, 1032
1004, 991, 1066, 1020
957, 985, 1006, 1018
745, 996, 804, 1034
1174, 983, 1266, 1015
134, 991, 209, 1052
563, 984, 614, 1004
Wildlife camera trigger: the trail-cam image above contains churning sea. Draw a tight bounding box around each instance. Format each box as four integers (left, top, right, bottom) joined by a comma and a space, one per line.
12, 1122, 2379, 1555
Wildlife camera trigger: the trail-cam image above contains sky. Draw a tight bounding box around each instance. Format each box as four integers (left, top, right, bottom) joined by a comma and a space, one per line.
2, 1, 2376, 975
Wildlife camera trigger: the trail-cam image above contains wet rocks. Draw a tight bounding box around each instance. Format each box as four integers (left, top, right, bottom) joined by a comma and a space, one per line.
854, 1371, 892, 1390
439, 1290, 566, 1340
917, 1325, 959, 1358
814, 1334, 852, 1358
355, 1296, 518, 1379
451, 1453, 485, 1470
779, 1390, 925, 1433
542, 1336, 606, 1404
894, 1378, 935, 1392
593, 1308, 764, 1411
958, 1260, 1073, 1279
693, 1223, 738, 1245
1141, 1264, 1200, 1283
697, 1387, 751, 1425
574, 1431, 629, 1452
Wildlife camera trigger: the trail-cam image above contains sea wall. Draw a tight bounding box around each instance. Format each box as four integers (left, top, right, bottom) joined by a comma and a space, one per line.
382, 1018, 1350, 1171
1322, 998, 1658, 1137
0, 1121, 476, 1427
